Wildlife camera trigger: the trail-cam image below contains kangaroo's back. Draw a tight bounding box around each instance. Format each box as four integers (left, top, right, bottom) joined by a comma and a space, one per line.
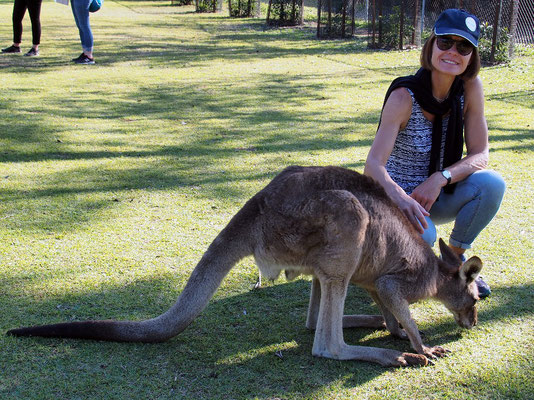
263, 167, 439, 295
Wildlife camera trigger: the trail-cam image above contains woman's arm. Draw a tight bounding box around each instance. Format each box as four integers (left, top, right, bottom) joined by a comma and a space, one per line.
364, 87, 430, 233
410, 77, 489, 210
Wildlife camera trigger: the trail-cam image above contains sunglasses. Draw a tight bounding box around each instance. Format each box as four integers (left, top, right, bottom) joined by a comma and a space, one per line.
435, 36, 474, 56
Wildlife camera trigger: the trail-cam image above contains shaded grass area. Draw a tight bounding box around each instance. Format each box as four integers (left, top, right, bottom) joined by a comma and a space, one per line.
0, 1, 533, 399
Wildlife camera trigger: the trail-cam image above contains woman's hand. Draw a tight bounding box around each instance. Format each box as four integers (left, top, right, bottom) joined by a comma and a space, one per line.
392, 192, 430, 234
410, 172, 448, 212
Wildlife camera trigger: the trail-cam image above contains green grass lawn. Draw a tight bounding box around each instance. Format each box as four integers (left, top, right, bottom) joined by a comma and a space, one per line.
1, 1, 533, 399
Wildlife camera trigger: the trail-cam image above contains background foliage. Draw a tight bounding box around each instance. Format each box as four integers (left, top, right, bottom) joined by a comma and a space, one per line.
0, 1, 533, 399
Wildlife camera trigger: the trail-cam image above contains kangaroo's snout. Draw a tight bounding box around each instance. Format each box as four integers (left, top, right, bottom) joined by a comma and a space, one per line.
454, 306, 478, 329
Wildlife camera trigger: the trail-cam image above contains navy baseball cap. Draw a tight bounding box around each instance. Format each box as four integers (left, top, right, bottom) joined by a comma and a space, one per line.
434, 9, 480, 47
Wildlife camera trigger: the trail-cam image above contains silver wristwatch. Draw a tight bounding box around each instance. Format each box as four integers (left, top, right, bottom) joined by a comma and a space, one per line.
440, 169, 452, 185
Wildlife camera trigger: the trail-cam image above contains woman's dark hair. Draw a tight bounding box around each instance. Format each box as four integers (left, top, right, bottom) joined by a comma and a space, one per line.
420, 33, 481, 80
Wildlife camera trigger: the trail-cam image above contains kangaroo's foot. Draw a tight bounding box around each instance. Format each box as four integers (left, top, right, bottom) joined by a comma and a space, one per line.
312, 343, 429, 367
399, 352, 429, 367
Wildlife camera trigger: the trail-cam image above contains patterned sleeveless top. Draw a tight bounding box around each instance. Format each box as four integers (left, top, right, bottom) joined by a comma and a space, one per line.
385, 89, 464, 194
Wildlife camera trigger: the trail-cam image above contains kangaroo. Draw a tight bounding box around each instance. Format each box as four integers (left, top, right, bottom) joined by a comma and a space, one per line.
7, 166, 483, 367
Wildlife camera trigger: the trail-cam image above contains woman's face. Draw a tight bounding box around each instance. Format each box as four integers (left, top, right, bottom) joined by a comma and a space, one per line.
431, 35, 473, 77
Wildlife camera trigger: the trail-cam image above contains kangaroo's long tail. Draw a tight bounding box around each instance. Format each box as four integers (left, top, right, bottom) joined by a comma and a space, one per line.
7, 199, 258, 343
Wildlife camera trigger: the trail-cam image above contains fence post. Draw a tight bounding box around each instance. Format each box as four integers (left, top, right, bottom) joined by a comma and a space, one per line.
490, 0, 502, 64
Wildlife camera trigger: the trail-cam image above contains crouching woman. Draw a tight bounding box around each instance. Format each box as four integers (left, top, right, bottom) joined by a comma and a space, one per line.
364, 9, 505, 298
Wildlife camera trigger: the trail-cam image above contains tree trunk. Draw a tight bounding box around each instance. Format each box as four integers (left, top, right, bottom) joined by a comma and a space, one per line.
378, 0, 383, 48
413, 0, 420, 47
399, 0, 405, 50
342, 0, 347, 37
327, 0, 332, 38
317, 0, 321, 37
508, 0, 519, 57
370, 0, 376, 47
266, 0, 272, 23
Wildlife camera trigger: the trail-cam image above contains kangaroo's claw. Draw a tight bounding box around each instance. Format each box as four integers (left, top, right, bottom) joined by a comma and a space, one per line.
422, 345, 450, 359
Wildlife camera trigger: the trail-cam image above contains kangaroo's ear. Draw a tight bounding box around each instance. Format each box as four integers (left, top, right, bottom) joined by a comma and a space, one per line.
460, 256, 483, 284
438, 238, 462, 267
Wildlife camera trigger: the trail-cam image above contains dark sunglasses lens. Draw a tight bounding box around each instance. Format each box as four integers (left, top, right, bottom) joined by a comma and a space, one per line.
436, 37, 453, 51
456, 41, 474, 56
436, 37, 473, 56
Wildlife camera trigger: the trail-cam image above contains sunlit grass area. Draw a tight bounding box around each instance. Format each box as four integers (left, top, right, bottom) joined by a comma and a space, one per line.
1, 1, 532, 399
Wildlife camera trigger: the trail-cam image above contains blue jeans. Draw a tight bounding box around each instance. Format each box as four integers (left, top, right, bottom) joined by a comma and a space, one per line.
71, 0, 93, 53
421, 170, 506, 249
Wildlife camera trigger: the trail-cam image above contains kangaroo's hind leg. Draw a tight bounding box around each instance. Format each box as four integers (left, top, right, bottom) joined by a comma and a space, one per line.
307, 277, 386, 331
306, 276, 321, 330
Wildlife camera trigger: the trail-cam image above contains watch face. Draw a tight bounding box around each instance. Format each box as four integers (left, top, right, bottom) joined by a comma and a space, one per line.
442, 170, 451, 179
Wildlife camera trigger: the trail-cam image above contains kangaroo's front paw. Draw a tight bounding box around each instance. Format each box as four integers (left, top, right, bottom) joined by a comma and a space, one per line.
422, 345, 450, 359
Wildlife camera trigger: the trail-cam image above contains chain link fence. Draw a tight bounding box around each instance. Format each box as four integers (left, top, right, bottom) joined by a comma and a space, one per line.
316, 0, 362, 38
266, 0, 304, 25
367, 0, 532, 62
259, 0, 532, 60
516, 0, 534, 44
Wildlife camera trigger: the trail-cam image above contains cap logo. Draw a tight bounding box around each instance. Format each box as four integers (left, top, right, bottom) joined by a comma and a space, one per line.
465, 17, 477, 32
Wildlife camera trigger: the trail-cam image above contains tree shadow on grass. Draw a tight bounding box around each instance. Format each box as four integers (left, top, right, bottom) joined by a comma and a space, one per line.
487, 89, 534, 109
1, 72, 377, 158
0, 70, 377, 232
488, 130, 534, 153
0, 11, 371, 74
485, 115, 534, 153
98, 36, 369, 70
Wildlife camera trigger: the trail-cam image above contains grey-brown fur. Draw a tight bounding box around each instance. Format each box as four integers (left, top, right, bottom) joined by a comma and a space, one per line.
7, 166, 483, 367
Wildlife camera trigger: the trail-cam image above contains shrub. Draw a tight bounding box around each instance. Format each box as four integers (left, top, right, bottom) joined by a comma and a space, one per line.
380, 6, 414, 49
172, 0, 193, 5
479, 21, 511, 64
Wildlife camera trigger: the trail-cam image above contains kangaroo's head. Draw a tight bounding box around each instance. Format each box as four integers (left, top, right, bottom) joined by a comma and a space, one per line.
436, 239, 483, 329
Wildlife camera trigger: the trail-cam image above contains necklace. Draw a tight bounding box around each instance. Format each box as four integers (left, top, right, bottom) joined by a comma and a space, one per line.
433, 87, 451, 103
